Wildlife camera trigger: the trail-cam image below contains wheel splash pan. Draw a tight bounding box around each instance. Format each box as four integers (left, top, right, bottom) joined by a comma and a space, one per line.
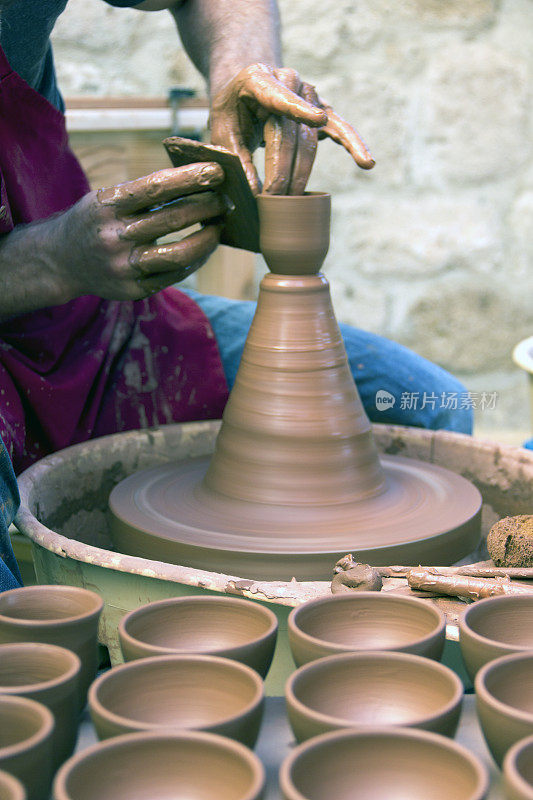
14, 422, 533, 688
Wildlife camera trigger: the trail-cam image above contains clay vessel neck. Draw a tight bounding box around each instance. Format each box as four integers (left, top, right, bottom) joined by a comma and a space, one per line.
257, 192, 331, 275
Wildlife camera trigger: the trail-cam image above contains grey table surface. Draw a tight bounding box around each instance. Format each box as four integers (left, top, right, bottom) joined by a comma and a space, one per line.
75, 693, 505, 800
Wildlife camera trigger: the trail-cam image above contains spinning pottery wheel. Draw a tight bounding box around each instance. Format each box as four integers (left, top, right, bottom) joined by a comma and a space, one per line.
110, 189, 482, 580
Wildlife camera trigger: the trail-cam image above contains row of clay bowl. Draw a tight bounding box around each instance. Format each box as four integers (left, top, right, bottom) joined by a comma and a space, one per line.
0, 585, 103, 800
0, 586, 279, 800
285, 593, 480, 799
1, 586, 533, 798
459, 594, 533, 800
285, 591, 533, 800
91, 590, 533, 799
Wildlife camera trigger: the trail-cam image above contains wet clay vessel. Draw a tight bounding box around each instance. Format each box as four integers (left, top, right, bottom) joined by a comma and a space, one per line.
288, 592, 446, 667
109, 192, 481, 581
0, 695, 54, 800
0, 585, 103, 707
476, 652, 533, 767
258, 192, 330, 274
285, 650, 463, 742
280, 727, 489, 800
53, 730, 265, 800
89, 654, 264, 748
0, 643, 81, 768
0, 770, 25, 800
504, 734, 533, 800
118, 595, 278, 678
459, 594, 533, 680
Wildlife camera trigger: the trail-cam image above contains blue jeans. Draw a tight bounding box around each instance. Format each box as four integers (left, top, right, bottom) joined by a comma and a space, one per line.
0, 436, 22, 591
188, 290, 474, 434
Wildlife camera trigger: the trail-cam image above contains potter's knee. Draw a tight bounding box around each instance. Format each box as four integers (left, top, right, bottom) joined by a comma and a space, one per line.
429, 401, 473, 435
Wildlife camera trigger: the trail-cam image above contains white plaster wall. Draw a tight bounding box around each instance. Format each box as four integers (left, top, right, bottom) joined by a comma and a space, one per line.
51, 0, 533, 433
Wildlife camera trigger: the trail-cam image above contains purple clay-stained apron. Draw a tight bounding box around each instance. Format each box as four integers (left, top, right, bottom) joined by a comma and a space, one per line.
0, 45, 229, 473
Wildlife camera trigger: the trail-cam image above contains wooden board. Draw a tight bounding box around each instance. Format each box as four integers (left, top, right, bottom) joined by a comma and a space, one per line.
164, 136, 260, 253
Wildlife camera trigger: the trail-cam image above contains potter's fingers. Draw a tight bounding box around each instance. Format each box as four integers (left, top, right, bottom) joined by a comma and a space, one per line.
263, 115, 299, 195
121, 192, 226, 244
130, 223, 220, 276
287, 83, 319, 195
318, 104, 375, 169
287, 125, 318, 195
264, 69, 303, 195
136, 262, 206, 294
273, 67, 303, 96
97, 163, 225, 214
241, 67, 327, 128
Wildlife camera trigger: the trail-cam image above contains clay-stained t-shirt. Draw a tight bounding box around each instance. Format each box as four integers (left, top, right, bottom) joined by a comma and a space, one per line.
0, 0, 144, 112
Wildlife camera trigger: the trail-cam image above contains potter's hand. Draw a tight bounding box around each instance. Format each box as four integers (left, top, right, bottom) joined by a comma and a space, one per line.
210, 63, 374, 195
50, 163, 226, 301
0, 163, 227, 320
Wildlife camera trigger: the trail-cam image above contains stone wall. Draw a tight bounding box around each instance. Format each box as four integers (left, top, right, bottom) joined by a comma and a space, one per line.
51, 0, 533, 434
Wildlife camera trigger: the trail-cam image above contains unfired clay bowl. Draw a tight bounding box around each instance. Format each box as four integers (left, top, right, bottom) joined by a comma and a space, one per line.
119, 595, 278, 678
280, 727, 488, 800
476, 652, 533, 767
0, 770, 25, 800
285, 650, 463, 742
53, 730, 265, 800
0, 642, 80, 768
0, 585, 103, 705
0, 695, 54, 800
460, 595, 533, 680
504, 734, 533, 800
288, 592, 446, 667
89, 654, 264, 748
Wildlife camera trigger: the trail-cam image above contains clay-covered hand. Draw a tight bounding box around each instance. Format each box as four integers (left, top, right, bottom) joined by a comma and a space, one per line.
210, 63, 374, 195
52, 163, 226, 301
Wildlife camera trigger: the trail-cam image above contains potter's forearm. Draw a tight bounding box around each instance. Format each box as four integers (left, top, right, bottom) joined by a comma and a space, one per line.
173, 0, 282, 96
0, 220, 74, 321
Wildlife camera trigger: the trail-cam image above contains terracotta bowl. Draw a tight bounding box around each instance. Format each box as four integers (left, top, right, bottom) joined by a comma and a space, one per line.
0, 770, 25, 800
89, 654, 264, 748
0, 585, 103, 705
460, 595, 533, 680
119, 595, 278, 678
0, 695, 54, 800
285, 650, 463, 742
53, 730, 265, 800
280, 727, 488, 800
476, 652, 533, 767
0, 642, 80, 769
504, 734, 533, 800
288, 592, 446, 667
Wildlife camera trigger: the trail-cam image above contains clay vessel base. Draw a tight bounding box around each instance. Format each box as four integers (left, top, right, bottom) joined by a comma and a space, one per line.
110, 453, 481, 580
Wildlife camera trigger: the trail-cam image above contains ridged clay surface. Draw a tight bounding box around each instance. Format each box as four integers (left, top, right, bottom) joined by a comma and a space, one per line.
110, 193, 481, 580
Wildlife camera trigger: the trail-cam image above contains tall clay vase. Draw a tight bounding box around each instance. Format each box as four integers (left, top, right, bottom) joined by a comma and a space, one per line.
202, 191, 385, 512
0, 643, 81, 769
0, 585, 103, 707
0, 695, 54, 800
